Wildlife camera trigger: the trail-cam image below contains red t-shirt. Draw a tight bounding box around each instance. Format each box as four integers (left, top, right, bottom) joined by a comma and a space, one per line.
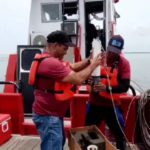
118, 55, 130, 80
89, 55, 131, 106
33, 56, 71, 118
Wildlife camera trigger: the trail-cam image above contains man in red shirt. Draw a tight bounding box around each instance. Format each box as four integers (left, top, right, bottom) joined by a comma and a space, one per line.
32, 30, 101, 150
85, 35, 130, 150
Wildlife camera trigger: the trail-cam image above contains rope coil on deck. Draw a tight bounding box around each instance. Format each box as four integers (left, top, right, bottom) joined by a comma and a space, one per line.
138, 89, 150, 150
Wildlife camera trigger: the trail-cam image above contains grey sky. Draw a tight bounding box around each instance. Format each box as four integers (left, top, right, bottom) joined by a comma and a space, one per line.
0, 0, 150, 54
0, 0, 31, 54
115, 0, 150, 52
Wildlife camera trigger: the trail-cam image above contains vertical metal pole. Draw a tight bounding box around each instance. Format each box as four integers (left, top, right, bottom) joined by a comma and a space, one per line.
105, 0, 114, 47
105, 0, 109, 48
78, 0, 86, 59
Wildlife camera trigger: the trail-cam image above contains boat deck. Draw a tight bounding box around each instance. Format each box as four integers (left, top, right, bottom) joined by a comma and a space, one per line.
0, 134, 141, 150
0, 135, 69, 150
0, 135, 40, 150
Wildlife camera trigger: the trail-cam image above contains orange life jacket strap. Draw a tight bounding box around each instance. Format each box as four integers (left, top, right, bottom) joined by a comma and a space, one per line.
28, 53, 51, 86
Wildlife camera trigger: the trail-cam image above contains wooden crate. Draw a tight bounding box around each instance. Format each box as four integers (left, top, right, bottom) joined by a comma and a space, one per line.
69, 125, 117, 150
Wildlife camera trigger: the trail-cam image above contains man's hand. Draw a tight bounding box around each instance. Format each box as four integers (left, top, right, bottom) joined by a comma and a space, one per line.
90, 53, 102, 67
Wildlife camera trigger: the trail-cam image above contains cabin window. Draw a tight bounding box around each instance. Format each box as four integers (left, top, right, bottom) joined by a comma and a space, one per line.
21, 49, 42, 71
41, 3, 61, 22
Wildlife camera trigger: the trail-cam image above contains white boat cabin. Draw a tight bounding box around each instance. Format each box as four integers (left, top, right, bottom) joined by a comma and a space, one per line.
29, 0, 119, 60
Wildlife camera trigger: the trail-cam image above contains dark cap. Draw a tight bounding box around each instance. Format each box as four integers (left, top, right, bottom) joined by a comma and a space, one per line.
47, 30, 75, 47
107, 35, 124, 54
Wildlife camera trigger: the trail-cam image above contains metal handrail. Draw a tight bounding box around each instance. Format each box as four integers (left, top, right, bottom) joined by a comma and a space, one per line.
0, 81, 20, 91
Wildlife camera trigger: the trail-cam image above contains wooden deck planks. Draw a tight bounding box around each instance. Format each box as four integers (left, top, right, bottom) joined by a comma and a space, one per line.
0, 135, 70, 150
0, 135, 40, 150
0, 135, 140, 150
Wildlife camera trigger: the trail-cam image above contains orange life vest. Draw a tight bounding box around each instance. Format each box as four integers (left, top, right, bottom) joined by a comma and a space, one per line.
54, 62, 74, 101
101, 66, 118, 87
28, 53, 50, 86
99, 66, 127, 102
28, 53, 74, 101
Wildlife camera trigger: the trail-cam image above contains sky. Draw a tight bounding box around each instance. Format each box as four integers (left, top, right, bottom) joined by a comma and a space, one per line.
0, 0, 31, 54
0, 0, 150, 54
115, 0, 150, 52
